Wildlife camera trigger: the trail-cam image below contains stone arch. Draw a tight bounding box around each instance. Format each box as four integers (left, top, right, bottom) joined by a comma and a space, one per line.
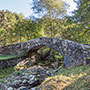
27, 44, 64, 68
24, 37, 86, 67
0, 37, 89, 68
26, 38, 64, 58
26, 43, 65, 68
27, 44, 63, 57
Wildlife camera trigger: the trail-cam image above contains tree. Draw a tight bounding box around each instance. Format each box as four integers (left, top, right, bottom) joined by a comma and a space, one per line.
0, 10, 41, 46
32, 0, 66, 37
73, 0, 90, 44
61, 0, 90, 44
74, 0, 90, 25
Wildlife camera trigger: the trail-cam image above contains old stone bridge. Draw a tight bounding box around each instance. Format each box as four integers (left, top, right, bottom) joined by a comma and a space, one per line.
0, 37, 90, 67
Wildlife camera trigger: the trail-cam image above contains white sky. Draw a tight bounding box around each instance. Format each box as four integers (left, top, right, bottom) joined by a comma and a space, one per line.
64, 0, 77, 15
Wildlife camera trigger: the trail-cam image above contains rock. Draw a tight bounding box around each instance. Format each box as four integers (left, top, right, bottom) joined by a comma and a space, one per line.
0, 66, 53, 90
51, 61, 60, 69
8, 87, 13, 90
31, 87, 37, 90
22, 79, 28, 84
17, 86, 26, 90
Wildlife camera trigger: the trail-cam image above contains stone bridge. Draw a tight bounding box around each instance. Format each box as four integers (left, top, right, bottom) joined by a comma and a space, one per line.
0, 37, 90, 67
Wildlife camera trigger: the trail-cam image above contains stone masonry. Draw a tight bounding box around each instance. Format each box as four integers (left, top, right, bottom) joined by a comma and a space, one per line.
0, 37, 90, 67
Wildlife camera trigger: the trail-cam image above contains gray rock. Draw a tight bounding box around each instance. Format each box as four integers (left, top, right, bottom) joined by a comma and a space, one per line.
22, 79, 28, 84
31, 87, 37, 90
17, 86, 26, 90
8, 87, 13, 90
0, 66, 53, 89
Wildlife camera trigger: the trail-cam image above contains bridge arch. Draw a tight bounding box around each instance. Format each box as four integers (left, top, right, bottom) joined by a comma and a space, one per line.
0, 37, 89, 68
24, 37, 86, 67
27, 42, 64, 57
27, 44, 64, 67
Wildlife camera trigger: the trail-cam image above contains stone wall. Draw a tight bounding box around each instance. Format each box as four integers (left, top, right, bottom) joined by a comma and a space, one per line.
0, 43, 27, 55
0, 57, 25, 68
0, 37, 90, 68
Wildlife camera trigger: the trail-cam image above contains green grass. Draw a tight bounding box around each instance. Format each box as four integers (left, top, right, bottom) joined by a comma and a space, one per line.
0, 55, 17, 60
54, 64, 90, 76
0, 67, 14, 79
0, 54, 26, 60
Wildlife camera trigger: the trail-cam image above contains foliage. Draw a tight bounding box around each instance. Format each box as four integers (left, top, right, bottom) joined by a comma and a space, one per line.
32, 0, 66, 17
72, 0, 90, 44
0, 10, 41, 46
74, 0, 90, 25
31, 0, 90, 44
34, 46, 64, 69
1, 0, 90, 45
32, 0, 66, 37
61, 16, 90, 44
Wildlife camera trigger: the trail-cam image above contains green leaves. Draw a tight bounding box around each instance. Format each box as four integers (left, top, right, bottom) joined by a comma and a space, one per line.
88, 24, 90, 27
0, 10, 41, 46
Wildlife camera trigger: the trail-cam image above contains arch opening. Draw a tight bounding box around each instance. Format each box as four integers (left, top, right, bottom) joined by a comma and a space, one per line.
26, 45, 64, 69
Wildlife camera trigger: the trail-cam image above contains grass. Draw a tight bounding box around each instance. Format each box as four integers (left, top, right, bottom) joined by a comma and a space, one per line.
37, 64, 90, 90
0, 55, 17, 60
64, 73, 90, 90
54, 64, 90, 76
0, 54, 26, 60
0, 67, 14, 79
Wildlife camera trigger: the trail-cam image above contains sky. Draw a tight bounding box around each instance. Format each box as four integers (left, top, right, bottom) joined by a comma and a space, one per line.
0, 0, 77, 18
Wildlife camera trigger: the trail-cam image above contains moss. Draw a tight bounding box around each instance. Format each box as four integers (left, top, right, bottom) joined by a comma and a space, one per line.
14, 64, 27, 71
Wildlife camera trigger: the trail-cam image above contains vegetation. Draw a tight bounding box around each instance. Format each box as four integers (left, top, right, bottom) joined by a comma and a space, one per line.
32, 0, 66, 37
37, 64, 90, 90
0, 0, 90, 46
0, 10, 41, 46
33, 46, 64, 69
0, 64, 90, 90
0, 55, 17, 60
0, 54, 25, 60
61, 0, 90, 44
0, 67, 14, 79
